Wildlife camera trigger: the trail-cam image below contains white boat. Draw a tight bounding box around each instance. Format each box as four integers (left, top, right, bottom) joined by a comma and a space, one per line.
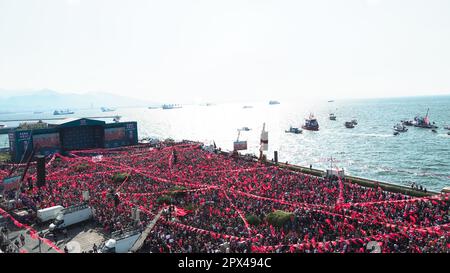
393, 123, 408, 132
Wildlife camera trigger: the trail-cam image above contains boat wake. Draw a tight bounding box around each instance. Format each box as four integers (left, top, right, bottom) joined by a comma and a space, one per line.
342, 133, 393, 138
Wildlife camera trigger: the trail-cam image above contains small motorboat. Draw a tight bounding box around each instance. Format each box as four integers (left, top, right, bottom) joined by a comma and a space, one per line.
432, 129, 437, 133
344, 121, 355, 128
351, 119, 358, 125
240, 127, 251, 131
393, 132, 400, 136
329, 113, 336, 120
393, 123, 408, 132
285, 126, 302, 134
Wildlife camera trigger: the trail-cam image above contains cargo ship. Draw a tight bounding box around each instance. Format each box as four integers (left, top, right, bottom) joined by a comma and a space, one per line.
162, 104, 182, 110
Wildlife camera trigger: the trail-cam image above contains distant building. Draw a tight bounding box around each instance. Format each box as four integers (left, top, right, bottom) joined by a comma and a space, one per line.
8, 118, 138, 162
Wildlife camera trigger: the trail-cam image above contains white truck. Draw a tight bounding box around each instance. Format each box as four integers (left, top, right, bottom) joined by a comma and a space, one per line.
49, 204, 92, 232
37, 205, 64, 223
99, 228, 141, 253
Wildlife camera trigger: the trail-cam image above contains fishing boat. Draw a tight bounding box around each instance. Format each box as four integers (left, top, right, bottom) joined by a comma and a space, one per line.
53, 109, 74, 115
393, 123, 408, 132
162, 104, 182, 110
302, 114, 319, 131
413, 108, 438, 129
344, 121, 355, 128
285, 126, 302, 134
101, 107, 115, 112
269, 100, 280, 105
329, 113, 336, 120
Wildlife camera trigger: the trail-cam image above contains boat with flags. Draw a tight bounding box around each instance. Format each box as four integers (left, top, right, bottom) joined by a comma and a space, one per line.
413, 108, 438, 129
302, 114, 319, 131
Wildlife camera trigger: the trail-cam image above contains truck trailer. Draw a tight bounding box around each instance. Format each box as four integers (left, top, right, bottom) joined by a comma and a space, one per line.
49, 204, 92, 231
37, 205, 64, 223
99, 228, 141, 253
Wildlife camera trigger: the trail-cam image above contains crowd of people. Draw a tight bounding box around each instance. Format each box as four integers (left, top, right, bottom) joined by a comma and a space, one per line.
0, 141, 449, 253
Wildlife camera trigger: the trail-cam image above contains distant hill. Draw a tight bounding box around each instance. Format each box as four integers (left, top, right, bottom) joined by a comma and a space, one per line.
0, 89, 160, 111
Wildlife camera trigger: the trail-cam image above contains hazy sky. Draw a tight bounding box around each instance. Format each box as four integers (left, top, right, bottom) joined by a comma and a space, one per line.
1, 0, 450, 103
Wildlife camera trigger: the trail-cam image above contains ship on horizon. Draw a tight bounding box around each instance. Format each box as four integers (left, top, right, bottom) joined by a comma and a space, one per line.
53, 109, 75, 115
162, 104, 182, 110
101, 107, 116, 112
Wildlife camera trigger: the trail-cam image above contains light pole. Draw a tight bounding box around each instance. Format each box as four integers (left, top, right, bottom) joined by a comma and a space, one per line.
38, 232, 42, 253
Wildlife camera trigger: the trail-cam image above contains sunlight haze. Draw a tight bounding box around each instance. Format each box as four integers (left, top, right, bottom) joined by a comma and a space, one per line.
1, 0, 450, 103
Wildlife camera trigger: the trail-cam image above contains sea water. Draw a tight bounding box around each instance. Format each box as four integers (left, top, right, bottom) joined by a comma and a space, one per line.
1, 95, 449, 191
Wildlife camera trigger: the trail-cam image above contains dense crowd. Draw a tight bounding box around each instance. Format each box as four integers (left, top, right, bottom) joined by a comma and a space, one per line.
0, 141, 449, 253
